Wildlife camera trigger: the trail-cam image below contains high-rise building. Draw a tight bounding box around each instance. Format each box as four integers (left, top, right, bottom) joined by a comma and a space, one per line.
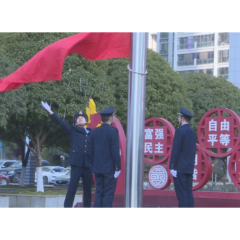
229, 32, 240, 88
148, 32, 230, 80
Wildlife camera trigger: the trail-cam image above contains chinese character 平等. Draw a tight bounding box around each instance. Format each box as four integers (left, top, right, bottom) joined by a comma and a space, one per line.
219, 134, 230, 146
208, 134, 218, 146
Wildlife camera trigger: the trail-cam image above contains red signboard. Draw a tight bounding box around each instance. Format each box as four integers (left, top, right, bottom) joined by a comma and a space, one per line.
205, 117, 234, 148
192, 144, 212, 190
228, 146, 240, 189
197, 108, 240, 158
148, 165, 171, 190
144, 118, 175, 164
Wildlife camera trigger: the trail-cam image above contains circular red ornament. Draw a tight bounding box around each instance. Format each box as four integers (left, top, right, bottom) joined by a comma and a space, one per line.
148, 165, 171, 190
144, 117, 175, 165
167, 144, 212, 191
197, 108, 240, 158
228, 146, 240, 190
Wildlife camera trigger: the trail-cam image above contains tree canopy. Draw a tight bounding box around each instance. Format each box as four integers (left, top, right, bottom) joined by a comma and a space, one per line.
182, 72, 240, 131
107, 49, 193, 129
1, 32, 240, 161
0, 33, 115, 167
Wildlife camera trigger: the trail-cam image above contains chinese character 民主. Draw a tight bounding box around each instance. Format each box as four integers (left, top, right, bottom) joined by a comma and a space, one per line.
154, 142, 164, 153
144, 142, 153, 153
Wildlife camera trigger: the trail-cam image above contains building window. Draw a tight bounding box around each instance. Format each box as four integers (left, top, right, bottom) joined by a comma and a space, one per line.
177, 34, 214, 50
160, 32, 168, 39
218, 67, 228, 79
218, 50, 229, 63
206, 69, 213, 75
194, 69, 213, 75
160, 43, 168, 55
218, 33, 229, 46
177, 53, 194, 66
177, 37, 194, 50
196, 51, 214, 65
151, 34, 157, 52
195, 34, 214, 48
180, 69, 213, 75
179, 70, 195, 74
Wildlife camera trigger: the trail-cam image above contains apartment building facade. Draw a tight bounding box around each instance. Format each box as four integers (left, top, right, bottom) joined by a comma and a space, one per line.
148, 32, 230, 79
229, 32, 240, 88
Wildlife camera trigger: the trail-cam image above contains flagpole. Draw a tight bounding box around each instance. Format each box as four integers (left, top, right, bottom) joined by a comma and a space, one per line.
125, 32, 148, 207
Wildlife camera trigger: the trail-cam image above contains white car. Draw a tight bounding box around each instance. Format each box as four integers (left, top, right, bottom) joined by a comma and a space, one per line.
53, 167, 83, 185
35, 166, 66, 184
0, 160, 18, 169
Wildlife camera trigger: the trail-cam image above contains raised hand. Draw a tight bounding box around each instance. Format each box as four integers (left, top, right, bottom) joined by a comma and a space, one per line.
41, 101, 51, 111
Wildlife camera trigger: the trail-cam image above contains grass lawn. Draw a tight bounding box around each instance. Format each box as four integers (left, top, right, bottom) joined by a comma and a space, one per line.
0, 184, 95, 195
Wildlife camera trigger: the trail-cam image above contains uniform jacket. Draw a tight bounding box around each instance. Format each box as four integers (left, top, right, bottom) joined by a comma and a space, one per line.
90, 123, 121, 174
50, 113, 91, 168
169, 124, 197, 174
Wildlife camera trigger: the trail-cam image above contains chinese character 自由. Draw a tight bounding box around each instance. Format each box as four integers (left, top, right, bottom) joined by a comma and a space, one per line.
221, 119, 230, 131
209, 119, 217, 132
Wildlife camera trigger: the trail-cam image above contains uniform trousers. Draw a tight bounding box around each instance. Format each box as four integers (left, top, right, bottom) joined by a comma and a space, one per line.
173, 173, 194, 207
94, 173, 117, 208
64, 165, 92, 208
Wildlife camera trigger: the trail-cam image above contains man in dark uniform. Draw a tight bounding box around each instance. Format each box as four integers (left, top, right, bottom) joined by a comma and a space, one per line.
169, 106, 197, 207
41, 101, 92, 208
90, 106, 121, 208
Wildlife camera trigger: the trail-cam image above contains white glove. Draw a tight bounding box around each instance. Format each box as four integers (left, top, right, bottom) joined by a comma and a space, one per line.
170, 169, 177, 178
114, 170, 121, 178
41, 101, 51, 111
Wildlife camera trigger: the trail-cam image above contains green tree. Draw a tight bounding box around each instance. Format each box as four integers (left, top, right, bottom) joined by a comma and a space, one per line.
107, 49, 193, 130
182, 72, 240, 131
0, 33, 115, 191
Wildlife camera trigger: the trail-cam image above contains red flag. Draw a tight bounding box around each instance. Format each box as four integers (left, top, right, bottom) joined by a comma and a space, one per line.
0, 32, 131, 92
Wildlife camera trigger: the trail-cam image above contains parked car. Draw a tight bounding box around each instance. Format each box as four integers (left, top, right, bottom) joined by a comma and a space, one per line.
35, 166, 65, 184
42, 160, 51, 166
0, 173, 10, 185
0, 159, 51, 183
0, 161, 22, 182
53, 168, 83, 186
0, 160, 18, 169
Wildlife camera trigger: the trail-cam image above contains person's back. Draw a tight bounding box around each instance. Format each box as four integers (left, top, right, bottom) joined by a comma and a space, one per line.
175, 124, 197, 174
91, 123, 120, 174
90, 106, 121, 207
